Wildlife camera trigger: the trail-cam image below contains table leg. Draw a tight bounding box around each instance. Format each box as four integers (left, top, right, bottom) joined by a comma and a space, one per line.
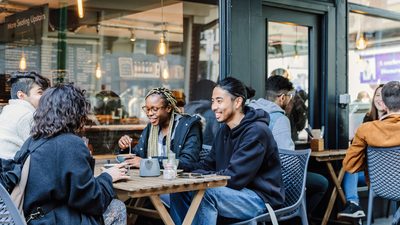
321, 162, 346, 225
182, 189, 205, 225
327, 162, 346, 204
149, 195, 175, 225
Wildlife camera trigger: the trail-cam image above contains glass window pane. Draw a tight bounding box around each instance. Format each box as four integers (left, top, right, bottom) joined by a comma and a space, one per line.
348, 13, 400, 140
0, 0, 219, 154
267, 22, 309, 142
349, 0, 400, 12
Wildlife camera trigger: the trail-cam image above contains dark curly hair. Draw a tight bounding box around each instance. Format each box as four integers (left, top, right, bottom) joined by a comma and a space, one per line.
31, 84, 90, 139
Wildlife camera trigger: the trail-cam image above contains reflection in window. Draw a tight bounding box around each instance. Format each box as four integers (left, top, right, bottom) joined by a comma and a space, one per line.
349, 0, 400, 12
0, 1, 219, 154
348, 13, 400, 140
267, 22, 309, 142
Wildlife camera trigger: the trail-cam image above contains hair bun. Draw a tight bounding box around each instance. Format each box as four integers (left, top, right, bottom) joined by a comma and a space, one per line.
245, 86, 256, 99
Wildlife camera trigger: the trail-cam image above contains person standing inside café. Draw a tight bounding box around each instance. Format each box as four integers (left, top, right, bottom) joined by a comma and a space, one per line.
118, 87, 202, 171
343, 81, 400, 224
338, 84, 386, 219
248, 75, 328, 219
170, 77, 284, 225
0, 72, 49, 159
21, 84, 128, 225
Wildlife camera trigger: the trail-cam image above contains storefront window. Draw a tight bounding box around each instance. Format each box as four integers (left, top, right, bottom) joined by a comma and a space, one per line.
267, 22, 309, 142
0, 1, 219, 154
349, 0, 400, 11
348, 13, 400, 140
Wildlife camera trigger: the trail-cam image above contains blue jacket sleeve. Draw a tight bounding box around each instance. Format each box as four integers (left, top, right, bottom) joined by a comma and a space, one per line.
178, 121, 202, 171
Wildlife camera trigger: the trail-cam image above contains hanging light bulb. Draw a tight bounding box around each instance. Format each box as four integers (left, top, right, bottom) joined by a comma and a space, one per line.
95, 63, 102, 79
130, 29, 136, 42
158, 0, 167, 55
19, 52, 26, 71
356, 32, 368, 50
162, 67, 169, 79
158, 33, 167, 55
77, 0, 84, 19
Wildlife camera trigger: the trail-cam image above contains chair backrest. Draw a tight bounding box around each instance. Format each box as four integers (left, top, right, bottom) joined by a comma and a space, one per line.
0, 184, 26, 225
279, 149, 311, 208
200, 144, 212, 161
367, 146, 400, 201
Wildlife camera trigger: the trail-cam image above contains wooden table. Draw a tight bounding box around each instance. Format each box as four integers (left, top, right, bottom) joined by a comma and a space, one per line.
311, 149, 347, 225
98, 167, 229, 225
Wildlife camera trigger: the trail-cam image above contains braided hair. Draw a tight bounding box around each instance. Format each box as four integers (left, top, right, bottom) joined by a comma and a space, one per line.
146, 87, 181, 157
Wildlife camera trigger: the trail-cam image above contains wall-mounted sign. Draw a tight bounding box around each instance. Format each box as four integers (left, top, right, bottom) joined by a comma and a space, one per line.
5, 5, 47, 44
360, 52, 400, 84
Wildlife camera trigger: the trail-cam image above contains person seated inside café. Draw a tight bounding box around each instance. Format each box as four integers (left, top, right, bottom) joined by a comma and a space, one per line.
170, 77, 284, 225
343, 81, 400, 225
118, 87, 202, 171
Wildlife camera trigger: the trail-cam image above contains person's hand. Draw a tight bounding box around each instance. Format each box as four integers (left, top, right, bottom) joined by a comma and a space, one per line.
102, 164, 130, 182
118, 135, 132, 149
125, 156, 142, 168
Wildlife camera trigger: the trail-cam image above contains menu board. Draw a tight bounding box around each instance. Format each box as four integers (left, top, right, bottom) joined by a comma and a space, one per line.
0, 74, 11, 103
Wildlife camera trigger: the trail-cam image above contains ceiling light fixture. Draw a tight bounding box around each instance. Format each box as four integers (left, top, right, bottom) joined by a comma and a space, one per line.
95, 63, 102, 79
19, 52, 26, 71
356, 32, 368, 50
130, 29, 136, 42
158, 0, 167, 55
77, 0, 84, 19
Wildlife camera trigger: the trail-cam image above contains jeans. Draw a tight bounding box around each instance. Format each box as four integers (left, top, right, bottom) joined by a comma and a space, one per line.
103, 199, 127, 225
343, 171, 366, 203
306, 172, 328, 214
170, 187, 266, 225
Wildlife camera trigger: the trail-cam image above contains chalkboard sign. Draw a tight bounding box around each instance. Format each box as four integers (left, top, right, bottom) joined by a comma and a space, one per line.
0, 74, 11, 103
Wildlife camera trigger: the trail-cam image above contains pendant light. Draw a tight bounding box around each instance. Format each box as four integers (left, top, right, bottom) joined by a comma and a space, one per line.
19, 52, 26, 71
95, 63, 102, 79
355, 32, 368, 50
158, 0, 167, 55
77, 0, 84, 18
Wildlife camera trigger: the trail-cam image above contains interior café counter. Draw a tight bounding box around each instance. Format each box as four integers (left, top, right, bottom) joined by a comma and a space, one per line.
83, 124, 146, 155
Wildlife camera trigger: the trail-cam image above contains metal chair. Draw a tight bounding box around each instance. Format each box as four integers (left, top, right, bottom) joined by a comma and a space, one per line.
199, 144, 212, 161
0, 184, 26, 225
366, 146, 400, 225
229, 148, 311, 225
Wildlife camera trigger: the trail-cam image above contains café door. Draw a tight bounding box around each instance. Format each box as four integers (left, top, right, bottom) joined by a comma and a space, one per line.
264, 5, 322, 142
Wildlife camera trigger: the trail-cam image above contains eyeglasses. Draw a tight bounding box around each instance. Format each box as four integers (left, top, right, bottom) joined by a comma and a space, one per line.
141, 106, 166, 114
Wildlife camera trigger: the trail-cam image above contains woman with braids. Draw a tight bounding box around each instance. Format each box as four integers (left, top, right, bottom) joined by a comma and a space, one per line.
20, 84, 128, 225
118, 87, 202, 171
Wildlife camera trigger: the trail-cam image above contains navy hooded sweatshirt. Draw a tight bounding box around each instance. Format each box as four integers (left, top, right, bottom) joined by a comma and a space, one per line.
196, 106, 285, 208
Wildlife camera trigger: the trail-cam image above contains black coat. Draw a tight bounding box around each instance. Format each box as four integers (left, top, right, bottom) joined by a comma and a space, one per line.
131, 114, 202, 171
195, 107, 285, 208
23, 133, 114, 225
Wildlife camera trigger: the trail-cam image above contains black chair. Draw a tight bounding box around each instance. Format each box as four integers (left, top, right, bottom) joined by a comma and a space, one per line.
366, 146, 400, 225
229, 149, 311, 225
200, 144, 212, 161
0, 184, 26, 225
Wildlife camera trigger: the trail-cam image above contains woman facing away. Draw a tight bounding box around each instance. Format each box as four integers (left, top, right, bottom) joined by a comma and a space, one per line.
21, 84, 129, 225
118, 87, 202, 171
338, 84, 386, 220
